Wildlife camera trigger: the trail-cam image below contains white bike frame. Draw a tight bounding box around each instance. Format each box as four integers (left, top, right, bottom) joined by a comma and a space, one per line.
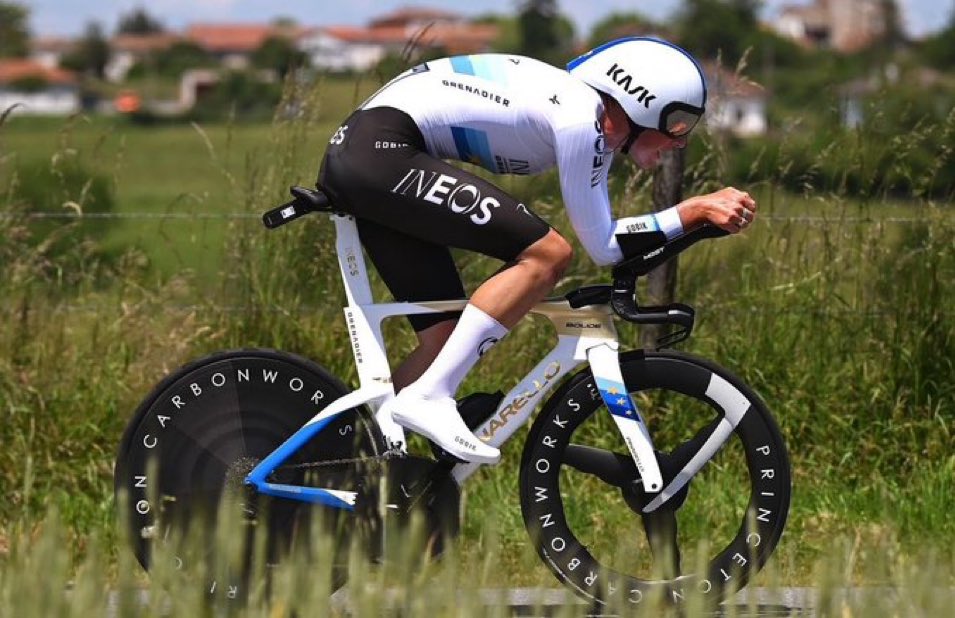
245, 214, 666, 508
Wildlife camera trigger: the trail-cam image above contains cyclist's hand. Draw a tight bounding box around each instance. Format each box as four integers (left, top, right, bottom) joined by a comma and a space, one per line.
677, 187, 757, 234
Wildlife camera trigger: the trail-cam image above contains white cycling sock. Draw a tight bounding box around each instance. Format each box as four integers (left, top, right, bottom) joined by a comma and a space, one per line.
409, 303, 509, 399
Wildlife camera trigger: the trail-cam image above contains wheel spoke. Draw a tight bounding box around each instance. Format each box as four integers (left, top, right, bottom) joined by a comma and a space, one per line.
563, 444, 638, 487
663, 416, 725, 475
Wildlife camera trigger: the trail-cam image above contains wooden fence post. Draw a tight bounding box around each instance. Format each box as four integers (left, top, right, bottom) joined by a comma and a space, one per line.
642, 147, 685, 349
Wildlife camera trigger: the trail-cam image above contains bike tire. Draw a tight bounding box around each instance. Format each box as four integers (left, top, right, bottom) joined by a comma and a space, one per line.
114, 348, 387, 600
519, 349, 791, 609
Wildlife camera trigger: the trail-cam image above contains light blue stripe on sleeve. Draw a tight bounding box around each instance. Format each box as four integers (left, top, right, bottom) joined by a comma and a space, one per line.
471, 56, 507, 84
450, 56, 475, 76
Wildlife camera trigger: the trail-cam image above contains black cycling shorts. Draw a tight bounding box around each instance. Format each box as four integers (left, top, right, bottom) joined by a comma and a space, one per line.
317, 107, 551, 331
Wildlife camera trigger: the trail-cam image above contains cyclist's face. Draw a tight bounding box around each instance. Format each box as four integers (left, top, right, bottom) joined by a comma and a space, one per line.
628, 129, 687, 169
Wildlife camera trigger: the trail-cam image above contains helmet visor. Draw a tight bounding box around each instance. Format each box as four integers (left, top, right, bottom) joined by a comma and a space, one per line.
659, 102, 705, 138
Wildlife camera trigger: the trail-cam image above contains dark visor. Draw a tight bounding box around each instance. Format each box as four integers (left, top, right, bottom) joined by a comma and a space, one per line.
659, 101, 705, 138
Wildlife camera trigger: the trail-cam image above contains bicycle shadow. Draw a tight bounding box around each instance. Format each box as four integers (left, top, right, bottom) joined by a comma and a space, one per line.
507, 602, 809, 617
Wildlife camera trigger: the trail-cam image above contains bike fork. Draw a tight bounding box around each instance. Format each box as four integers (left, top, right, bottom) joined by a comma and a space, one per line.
586, 344, 664, 494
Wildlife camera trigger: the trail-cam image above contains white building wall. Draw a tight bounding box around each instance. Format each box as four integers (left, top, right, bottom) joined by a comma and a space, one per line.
105, 51, 136, 83
299, 33, 386, 72
707, 98, 767, 137
30, 51, 63, 70
0, 86, 81, 115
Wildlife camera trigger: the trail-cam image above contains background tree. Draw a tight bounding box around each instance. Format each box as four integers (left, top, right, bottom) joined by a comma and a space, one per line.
517, 0, 575, 65
877, 0, 906, 51
152, 41, 214, 77
587, 12, 662, 48
251, 36, 308, 79
116, 6, 164, 35
474, 13, 521, 53
675, 0, 760, 64
0, 1, 30, 58
918, 7, 955, 70
61, 22, 111, 79
271, 16, 299, 29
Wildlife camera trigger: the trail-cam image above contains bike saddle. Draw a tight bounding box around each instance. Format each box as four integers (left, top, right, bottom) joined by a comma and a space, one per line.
262, 185, 335, 228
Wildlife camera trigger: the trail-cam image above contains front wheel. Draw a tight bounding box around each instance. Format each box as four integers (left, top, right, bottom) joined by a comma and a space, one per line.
520, 350, 790, 608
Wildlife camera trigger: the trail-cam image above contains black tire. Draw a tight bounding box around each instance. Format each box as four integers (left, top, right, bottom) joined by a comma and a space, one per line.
520, 349, 790, 609
114, 349, 387, 600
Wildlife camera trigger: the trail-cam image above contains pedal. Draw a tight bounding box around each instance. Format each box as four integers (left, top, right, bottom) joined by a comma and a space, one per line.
459, 390, 505, 430
430, 391, 504, 461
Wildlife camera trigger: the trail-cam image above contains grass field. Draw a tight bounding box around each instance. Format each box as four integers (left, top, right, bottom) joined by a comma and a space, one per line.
0, 76, 378, 281
1, 75, 953, 603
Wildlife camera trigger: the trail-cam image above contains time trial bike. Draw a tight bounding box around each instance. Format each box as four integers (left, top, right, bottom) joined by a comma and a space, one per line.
114, 185, 791, 609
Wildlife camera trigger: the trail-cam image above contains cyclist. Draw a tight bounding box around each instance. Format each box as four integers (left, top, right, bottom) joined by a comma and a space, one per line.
317, 37, 757, 464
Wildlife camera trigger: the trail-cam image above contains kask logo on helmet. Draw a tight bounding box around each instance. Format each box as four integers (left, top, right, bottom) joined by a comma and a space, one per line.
606, 63, 656, 108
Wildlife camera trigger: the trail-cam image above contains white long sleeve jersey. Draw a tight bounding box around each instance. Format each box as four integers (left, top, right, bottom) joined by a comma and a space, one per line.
362, 54, 683, 266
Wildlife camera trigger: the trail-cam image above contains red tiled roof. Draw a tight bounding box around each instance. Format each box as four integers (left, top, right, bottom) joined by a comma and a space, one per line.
318, 26, 395, 44
29, 36, 75, 53
370, 7, 461, 28
186, 24, 294, 53
318, 22, 498, 51
0, 59, 76, 85
111, 33, 181, 53
421, 23, 499, 53
702, 62, 767, 98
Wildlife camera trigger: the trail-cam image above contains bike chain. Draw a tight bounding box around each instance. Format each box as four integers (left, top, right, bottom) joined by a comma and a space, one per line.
275, 444, 406, 472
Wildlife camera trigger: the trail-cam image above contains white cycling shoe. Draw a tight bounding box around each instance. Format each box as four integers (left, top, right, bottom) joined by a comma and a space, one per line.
389, 390, 501, 464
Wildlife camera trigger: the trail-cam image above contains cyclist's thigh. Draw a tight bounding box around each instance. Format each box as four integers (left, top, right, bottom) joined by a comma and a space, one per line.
356, 218, 465, 332
320, 107, 551, 262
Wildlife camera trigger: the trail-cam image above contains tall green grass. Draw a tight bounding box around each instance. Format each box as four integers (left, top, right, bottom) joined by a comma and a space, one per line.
0, 72, 953, 590
1, 509, 953, 616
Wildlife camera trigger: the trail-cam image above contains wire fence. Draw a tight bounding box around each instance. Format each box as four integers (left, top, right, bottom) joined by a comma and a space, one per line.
0, 212, 936, 223
2, 211, 948, 317
3, 301, 951, 319
1, 212, 261, 220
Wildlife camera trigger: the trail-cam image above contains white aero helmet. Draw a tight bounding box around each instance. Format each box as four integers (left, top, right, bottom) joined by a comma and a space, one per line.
568, 37, 707, 140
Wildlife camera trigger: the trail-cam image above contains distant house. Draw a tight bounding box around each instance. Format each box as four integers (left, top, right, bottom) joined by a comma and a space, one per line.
29, 36, 75, 70
299, 7, 499, 72
702, 63, 769, 137
368, 7, 461, 30
299, 27, 392, 73
774, 0, 887, 53
106, 33, 181, 82
186, 23, 301, 70
839, 66, 943, 128
0, 59, 79, 115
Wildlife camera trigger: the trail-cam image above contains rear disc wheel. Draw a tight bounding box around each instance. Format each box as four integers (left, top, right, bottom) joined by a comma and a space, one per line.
114, 349, 386, 600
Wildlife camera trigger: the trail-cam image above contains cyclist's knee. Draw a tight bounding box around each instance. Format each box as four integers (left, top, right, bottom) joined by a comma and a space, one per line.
519, 230, 573, 287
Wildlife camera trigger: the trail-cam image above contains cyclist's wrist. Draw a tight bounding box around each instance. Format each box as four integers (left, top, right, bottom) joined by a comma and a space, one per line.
676, 199, 707, 231
655, 206, 684, 239
614, 207, 684, 242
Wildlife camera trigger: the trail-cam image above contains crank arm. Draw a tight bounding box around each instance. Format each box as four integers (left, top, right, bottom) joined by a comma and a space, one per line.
563, 444, 638, 487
